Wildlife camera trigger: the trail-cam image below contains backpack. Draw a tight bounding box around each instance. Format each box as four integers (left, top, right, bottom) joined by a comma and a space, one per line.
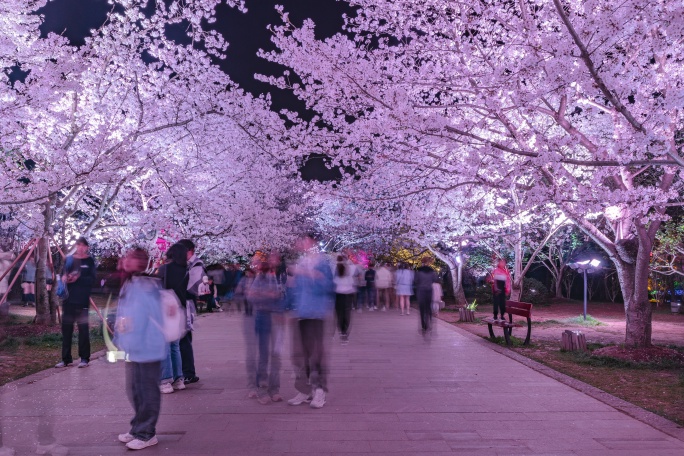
158, 289, 186, 342
158, 271, 187, 342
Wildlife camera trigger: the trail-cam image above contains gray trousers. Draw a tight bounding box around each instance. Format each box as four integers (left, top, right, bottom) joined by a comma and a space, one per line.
126, 361, 162, 441
292, 319, 328, 393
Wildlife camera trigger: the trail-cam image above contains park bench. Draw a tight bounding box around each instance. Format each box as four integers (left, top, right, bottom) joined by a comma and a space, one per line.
482, 300, 533, 346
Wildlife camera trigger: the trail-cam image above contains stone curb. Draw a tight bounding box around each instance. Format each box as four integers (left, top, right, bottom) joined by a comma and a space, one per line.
437, 318, 684, 443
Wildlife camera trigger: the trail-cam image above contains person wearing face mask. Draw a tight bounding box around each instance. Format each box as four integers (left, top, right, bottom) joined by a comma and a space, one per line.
55, 237, 96, 369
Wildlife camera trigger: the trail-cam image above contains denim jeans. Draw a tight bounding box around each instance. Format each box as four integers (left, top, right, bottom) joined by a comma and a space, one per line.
126, 361, 162, 441
160, 340, 182, 383
243, 313, 257, 390
255, 311, 284, 396
293, 319, 327, 393
365, 285, 376, 308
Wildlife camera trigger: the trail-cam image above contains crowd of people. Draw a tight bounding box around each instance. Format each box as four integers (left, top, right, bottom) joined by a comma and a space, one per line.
53, 234, 455, 451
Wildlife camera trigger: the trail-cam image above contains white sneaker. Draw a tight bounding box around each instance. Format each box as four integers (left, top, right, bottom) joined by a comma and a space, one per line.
381, 306, 387, 312
118, 433, 135, 443
310, 388, 326, 409
287, 392, 312, 406
78, 361, 89, 368
171, 378, 186, 390
159, 383, 174, 394
126, 436, 158, 450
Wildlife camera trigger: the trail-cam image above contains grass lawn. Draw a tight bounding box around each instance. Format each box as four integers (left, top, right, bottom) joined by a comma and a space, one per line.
0, 314, 106, 385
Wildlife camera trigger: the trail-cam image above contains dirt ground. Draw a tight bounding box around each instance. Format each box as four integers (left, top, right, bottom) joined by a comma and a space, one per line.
439, 299, 684, 347
0, 298, 110, 385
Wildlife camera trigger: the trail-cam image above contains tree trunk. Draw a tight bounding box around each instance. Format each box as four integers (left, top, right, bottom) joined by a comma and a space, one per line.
614, 242, 653, 347
428, 247, 467, 306
452, 260, 467, 306
510, 223, 523, 301
554, 271, 563, 298
34, 201, 54, 325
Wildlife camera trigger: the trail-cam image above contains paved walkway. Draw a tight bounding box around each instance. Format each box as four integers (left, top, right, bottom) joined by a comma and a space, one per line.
1, 309, 683, 455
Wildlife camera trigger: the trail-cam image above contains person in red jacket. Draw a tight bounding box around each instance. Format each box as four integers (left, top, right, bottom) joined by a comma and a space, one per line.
488, 259, 511, 322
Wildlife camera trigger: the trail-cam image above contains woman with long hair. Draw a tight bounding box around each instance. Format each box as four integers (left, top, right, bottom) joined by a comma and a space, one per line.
395, 262, 414, 316
333, 255, 356, 343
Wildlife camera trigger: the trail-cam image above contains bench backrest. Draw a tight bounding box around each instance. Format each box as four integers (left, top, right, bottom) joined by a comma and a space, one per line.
505, 300, 532, 318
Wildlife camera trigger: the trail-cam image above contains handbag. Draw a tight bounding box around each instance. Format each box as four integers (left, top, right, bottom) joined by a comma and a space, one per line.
56, 256, 74, 300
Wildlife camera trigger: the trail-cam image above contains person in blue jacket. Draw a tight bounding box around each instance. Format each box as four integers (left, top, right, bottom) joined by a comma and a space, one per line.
287, 235, 335, 409
113, 248, 166, 451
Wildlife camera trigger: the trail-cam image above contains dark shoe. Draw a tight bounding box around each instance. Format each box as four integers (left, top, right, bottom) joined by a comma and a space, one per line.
184, 376, 200, 385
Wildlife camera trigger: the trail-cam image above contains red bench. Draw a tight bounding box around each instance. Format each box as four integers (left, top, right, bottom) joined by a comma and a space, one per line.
482, 300, 533, 346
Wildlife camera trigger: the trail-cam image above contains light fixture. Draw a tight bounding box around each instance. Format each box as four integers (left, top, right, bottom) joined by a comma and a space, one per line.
569, 258, 602, 321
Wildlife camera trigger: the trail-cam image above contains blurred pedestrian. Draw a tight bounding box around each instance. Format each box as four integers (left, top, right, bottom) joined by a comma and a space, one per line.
414, 257, 438, 336
353, 263, 366, 312
114, 248, 166, 451
156, 243, 189, 394
55, 237, 96, 369
288, 235, 335, 409
247, 253, 286, 404
375, 263, 392, 311
365, 263, 376, 310
395, 262, 414, 316
21, 256, 36, 307
177, 239, 202, 385
333, 255, 355, 343
237, 267, 257, 397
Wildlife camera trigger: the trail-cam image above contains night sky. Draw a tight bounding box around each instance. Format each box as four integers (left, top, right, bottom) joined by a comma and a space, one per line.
39, 0, 351, 180
39, 0, 350, 109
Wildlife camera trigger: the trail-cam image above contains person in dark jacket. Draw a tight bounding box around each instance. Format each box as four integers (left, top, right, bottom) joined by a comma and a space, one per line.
157, 243, 189, 393
414, 257, 438, 336
56, 237, 96, 368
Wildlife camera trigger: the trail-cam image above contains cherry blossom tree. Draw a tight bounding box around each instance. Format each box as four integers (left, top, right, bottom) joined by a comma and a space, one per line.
260, 0, 684, 347
1, 0, 299, 323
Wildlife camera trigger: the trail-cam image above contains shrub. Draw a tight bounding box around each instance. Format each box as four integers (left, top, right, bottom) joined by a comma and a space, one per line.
472, 285, 493, 307
521, 277, 553, 306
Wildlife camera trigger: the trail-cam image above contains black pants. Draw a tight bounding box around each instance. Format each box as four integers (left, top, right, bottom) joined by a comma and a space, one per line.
61, 307, 90, 363
417, 289, 432, 332
126, 361, 162, 441
335, 293, 352, 336
493, 282, 506, 318
179, 331, 196, 379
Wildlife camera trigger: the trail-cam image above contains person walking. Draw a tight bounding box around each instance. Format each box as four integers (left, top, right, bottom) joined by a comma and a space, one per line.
287, 235, 335, 409
156, 243, 189, 394
375, 263, 392, 311
55, 237, 96, 368
395, 262, 414, 316
114, 248, 166, 451
333, 255, 356, 343
365, 263, 376, 310
247, 253, 286, 404
414, 257, 438, 336
353, 263, 366, 312
236, 267, 258, 397
177, 239, 202, 385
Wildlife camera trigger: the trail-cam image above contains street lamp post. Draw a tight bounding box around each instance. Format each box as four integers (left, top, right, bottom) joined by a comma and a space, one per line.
569, 259, 601, 321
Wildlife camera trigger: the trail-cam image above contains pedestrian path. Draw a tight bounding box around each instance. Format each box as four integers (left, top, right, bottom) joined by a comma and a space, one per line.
1, 309, 683, 455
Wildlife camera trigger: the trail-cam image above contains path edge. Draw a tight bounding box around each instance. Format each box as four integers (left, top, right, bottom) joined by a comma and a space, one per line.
436, 318, 684, 443
0, 349, 106, 392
